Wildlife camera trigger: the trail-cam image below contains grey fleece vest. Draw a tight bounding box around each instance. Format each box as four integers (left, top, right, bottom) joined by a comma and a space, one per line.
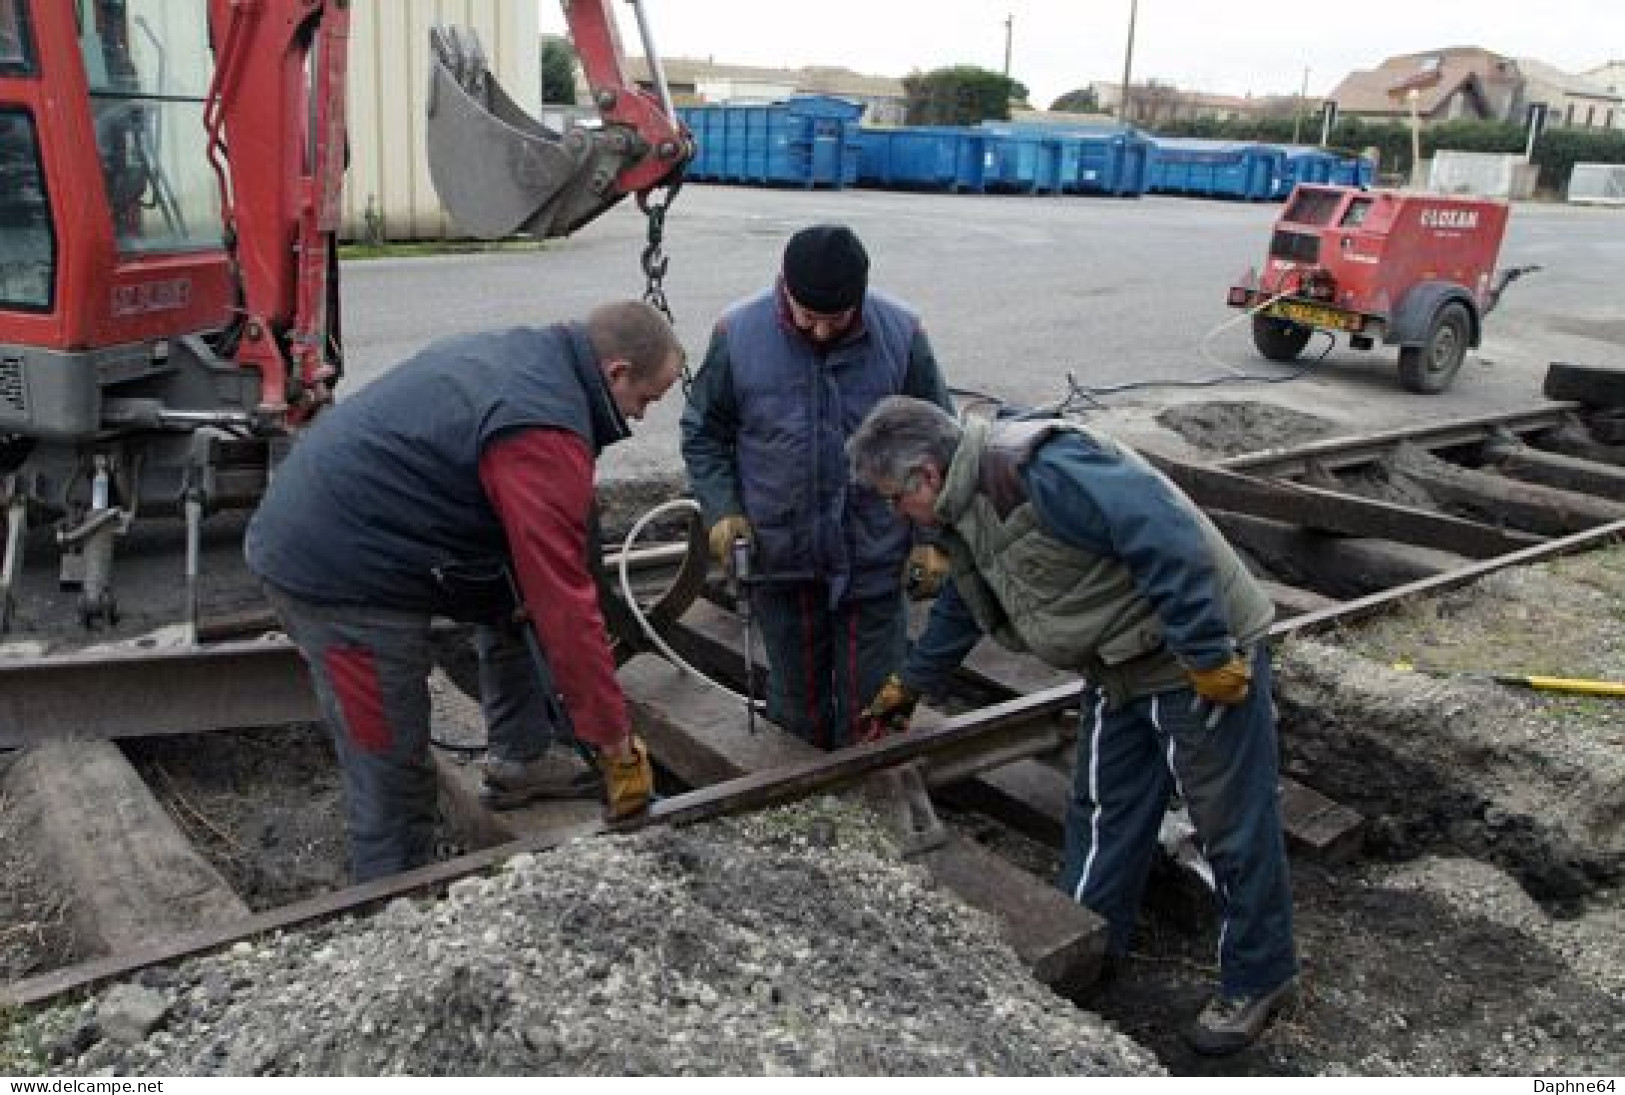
937, 417, 1274, 700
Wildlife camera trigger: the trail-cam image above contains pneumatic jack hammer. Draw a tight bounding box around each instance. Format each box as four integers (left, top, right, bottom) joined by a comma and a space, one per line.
729, 535, 763, 735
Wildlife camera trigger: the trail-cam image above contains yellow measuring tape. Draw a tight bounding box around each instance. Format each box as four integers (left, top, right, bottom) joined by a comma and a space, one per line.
1393, 661, 1625, 697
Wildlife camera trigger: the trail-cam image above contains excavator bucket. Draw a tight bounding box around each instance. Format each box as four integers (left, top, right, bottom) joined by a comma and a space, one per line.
426, 26, 631, 240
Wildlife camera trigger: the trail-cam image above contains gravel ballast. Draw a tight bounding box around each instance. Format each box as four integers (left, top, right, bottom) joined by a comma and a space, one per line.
3, 801, 1162, 1077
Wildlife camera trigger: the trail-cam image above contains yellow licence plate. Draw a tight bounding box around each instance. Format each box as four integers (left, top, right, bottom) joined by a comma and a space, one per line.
1266, 300, 1363, 332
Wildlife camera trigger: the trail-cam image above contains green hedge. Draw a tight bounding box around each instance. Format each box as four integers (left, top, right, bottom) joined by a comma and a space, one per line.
1152, 113, 1625, 191
902, 67, 1028, 127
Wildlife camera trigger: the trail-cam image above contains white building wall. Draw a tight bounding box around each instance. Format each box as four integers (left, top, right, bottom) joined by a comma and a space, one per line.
1523, 74, 1620, 131
344, 0, 539, 240
1567, 163, 1625, 204
696, 77, 798, 103
1429, 150, 1537, 199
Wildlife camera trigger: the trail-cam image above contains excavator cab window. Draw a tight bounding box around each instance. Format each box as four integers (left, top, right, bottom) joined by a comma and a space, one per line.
75, 0, 219, 254
1, 0, 33, 72
0, 108, 53, 309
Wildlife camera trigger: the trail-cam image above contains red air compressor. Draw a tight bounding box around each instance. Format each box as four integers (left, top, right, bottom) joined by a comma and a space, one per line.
1227, 184, 1535, 393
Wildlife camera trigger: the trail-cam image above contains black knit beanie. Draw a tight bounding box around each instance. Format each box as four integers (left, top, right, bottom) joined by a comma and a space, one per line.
782, 224, 869, 313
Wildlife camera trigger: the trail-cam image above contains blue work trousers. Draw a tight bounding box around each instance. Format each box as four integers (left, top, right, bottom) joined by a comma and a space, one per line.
752, 585, 907, 750
264, 583, 557, 882
1059, 646, 1298, 998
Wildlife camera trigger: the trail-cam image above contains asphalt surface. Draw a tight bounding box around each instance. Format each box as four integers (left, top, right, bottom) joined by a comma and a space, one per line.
337, 184, 1625, 480
5, 185, 1619, 647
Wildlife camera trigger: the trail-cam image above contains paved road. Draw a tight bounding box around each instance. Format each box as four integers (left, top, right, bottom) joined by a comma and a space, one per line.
9, 186, 1619, 645
339, 185, 1625, 479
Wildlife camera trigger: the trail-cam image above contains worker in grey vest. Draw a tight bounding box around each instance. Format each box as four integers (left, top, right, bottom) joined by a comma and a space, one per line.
848, 395, 1298, 1057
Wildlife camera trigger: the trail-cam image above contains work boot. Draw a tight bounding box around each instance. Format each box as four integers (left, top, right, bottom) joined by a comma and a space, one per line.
1183, 978, 1297, 1057
480, 749, 598, 810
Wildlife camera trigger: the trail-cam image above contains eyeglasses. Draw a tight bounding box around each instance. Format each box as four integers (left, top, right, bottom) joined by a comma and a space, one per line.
876, 471, 920, 510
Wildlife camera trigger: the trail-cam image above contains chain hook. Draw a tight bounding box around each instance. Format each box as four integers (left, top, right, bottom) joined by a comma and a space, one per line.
636, 180, 691, 394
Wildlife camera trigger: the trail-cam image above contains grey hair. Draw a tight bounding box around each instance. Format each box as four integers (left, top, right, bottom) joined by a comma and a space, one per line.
846, 396, 963, 487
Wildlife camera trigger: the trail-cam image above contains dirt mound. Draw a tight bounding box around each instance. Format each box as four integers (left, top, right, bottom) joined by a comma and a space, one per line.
1154, 402, 1338, 458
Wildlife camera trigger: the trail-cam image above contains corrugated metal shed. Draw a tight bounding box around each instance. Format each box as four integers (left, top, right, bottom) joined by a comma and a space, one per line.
344, 0, 539, 240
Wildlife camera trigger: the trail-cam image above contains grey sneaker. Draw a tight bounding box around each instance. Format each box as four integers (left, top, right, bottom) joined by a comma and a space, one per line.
480, 750, 599, 809
1184, 979, 1297, 1056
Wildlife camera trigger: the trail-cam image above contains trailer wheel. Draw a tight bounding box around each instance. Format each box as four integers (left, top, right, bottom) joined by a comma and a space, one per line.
1252, 315, 1312, 361
1398, 302, 1469, 393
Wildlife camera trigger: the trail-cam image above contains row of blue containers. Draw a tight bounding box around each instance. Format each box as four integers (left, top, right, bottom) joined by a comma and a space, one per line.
1147, 139, 1375, 200
675, 96, 1374, 200
677, 97, 863, 188
855, 124, 1156, 195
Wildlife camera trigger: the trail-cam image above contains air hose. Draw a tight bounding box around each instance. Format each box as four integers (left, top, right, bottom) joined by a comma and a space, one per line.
616, 497, 760, 710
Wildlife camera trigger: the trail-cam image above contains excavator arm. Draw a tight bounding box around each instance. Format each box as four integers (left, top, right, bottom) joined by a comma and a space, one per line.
426, 0, 691, 241
205, 0, 348, 422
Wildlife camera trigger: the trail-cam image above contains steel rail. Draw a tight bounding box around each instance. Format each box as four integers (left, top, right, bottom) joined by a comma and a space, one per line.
1271, 518, 1625, 639
4, 681, 1081, 1009
1218, 403, 1578, 477
0, 637, 316, 748
0, 536, 705, 747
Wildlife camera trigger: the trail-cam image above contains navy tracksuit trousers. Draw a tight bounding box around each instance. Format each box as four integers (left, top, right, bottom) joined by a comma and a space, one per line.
1059, 646, 1299, 998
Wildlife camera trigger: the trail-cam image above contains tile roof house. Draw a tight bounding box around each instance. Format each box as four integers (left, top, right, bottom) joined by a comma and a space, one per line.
1328, 47, 1523, 124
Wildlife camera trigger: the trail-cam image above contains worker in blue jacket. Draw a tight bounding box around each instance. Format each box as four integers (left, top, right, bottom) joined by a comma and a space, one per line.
848, 395, 1298, 1057
680, 225, 954, 749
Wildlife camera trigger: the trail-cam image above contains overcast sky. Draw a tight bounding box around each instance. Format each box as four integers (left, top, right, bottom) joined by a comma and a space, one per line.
548, 0, 1624, 109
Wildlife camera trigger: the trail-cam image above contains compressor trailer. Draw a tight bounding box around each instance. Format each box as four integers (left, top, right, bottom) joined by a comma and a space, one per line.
1227, 184, 1532, 394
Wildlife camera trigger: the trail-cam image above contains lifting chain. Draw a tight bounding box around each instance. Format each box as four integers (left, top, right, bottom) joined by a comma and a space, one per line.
636, 181, 693, 394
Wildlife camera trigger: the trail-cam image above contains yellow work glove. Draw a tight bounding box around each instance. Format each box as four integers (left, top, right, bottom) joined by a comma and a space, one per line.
708, 514, 754, 573
599, 734, 654, 822
859, 673, 920, 741
903, 543, 952, 601
1186, 654, 1252, 706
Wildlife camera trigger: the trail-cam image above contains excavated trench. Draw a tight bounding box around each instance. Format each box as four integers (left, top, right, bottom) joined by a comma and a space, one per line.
3, 398, 1624, 1075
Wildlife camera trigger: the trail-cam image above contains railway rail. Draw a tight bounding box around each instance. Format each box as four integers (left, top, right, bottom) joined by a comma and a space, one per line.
5, 399, 1625, 1011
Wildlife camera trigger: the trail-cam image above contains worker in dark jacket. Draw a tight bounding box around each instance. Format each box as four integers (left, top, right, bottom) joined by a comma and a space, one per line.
245, 300, 682, 882
680, 225, 954, 749
848, 395, 1298, 1057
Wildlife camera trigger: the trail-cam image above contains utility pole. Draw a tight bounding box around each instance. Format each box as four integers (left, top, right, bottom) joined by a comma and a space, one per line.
1119, 0, 1137, 123
1292, 66, 1309, 144
1524, 102, 1549, 163
1407, 88, 1423, 188
1003, 13, 1013, 79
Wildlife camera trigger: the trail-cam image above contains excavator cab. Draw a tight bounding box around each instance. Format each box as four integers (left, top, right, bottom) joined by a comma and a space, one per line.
1, 0, 269, 635
2, 0, 360, 640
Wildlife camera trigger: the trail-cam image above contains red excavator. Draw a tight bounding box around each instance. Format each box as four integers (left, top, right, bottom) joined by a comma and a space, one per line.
0, 0, 689, 634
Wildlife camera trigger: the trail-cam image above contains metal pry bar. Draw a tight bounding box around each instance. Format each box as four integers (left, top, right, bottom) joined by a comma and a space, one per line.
730, 535, 758, 734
